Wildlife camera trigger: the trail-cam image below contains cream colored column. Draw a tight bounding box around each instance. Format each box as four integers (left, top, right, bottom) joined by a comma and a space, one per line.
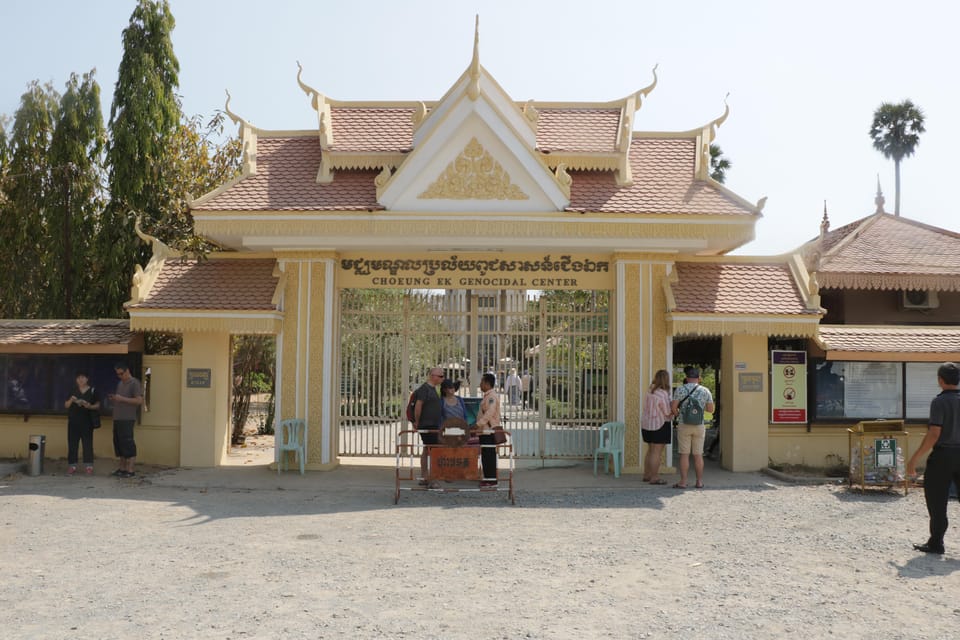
179, 331, 231, 467
613, 255, 672, 475
276, 254, 337, 471
720, 333, 769, 471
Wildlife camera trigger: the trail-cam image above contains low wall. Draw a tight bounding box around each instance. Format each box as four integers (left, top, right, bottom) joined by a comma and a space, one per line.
769, 424, 929, 469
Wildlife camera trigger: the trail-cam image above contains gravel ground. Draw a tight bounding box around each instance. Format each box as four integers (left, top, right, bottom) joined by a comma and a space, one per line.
1, 465, 959, 640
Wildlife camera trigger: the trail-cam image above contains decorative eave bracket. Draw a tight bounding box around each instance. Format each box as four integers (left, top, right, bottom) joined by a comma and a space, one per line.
695, 94, 729, 180
224, 90, 258, 176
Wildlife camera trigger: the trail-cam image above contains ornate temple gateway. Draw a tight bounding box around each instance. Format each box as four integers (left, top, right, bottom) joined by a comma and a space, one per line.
117, 22, 832, 472
7, 24, 957, 472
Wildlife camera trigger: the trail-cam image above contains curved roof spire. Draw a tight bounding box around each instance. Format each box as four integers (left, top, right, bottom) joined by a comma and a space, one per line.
631, 64, 659, 109
223, 90, 252, 128
707, 93, 730, 143
821, 200, 830, 238
468, 15, 481, 101
296, 61, 322, 111
874, 174, 886, 214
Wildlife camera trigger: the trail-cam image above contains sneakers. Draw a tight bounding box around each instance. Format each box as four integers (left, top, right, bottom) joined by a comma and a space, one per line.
66, 465, 77, 476
480, 480, 498, 488
84, 466, 94, 476
111, 469, 135, 478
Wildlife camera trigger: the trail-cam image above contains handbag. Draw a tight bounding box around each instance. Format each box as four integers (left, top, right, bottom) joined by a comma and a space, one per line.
492, 427, 507, 444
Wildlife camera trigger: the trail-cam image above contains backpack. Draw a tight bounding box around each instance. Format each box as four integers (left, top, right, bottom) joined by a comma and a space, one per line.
678, 386, 704, 425
405, 391, 417, 423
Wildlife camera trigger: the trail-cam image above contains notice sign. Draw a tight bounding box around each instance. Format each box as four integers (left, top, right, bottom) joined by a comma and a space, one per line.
186, 368, 211, 388
771, 350, 807, 423
875, 438, 897, 468
429, 446, 480, 481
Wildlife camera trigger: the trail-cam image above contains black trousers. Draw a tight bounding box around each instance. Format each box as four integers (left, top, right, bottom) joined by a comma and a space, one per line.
480, 434, 497, 481
67, 420, 94, 465
923, 447, 960, 545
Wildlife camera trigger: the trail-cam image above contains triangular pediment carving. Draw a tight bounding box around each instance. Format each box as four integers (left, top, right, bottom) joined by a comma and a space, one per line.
419, 137, 528, 201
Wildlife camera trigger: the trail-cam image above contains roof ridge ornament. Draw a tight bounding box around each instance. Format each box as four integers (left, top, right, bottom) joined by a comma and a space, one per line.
697, 94, 730, 180
223, 90, 251, 129
875, 174, 886, 214
631, 64, 659, 110
820, 201, 830, 240
468, 15, 481, 101
297, 61, 334, 148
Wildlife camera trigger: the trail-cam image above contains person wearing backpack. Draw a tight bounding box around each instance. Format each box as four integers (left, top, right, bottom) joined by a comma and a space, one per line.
671, 366, 715, 489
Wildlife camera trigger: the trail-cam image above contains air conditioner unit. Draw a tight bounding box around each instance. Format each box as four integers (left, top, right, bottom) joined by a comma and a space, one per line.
901, 290, 939, 310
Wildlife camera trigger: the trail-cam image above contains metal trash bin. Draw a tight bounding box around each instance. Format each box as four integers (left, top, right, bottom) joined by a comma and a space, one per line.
27, 434, 45, 476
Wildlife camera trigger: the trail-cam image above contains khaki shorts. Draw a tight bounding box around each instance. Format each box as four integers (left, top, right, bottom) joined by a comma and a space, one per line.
676, 423, 705, 455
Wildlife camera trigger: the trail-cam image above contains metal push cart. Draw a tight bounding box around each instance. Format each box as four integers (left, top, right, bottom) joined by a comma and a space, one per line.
394, 423, 515, 504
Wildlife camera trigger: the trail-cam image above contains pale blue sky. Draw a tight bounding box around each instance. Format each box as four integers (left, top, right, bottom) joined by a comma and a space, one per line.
2, 0, 956, 255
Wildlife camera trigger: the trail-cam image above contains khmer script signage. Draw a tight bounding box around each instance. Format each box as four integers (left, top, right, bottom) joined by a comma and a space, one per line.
337, 253, 614, 290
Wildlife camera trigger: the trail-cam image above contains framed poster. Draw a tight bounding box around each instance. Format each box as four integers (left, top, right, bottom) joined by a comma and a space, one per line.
771, 350, 807, 423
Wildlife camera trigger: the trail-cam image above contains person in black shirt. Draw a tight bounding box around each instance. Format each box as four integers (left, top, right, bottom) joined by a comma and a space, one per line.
413, 367, 444, 488
907, 362, 960, 554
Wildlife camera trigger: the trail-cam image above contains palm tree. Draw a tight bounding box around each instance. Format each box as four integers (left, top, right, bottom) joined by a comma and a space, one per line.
869, 100, 925, 216
709, 144, 732, 184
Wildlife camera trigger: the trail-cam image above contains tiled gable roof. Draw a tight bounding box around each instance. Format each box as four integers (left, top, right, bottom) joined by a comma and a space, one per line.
672, 262, 815, 315
818, 326, 960, 355
808, 213, 960, 291
194, 125, 756, 218
329, 107, 415, 152
566, 138, 756, 215
192, 136, 381, 211
129, 259, 279, 311
536, 108, 620, 153
0, 320, 133, 346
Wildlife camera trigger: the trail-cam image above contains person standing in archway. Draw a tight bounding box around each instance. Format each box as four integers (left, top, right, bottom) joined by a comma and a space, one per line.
671, 366, 714, 489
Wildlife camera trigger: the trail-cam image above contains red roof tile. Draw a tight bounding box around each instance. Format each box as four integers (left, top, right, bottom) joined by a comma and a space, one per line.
817, 214, 960, 277
0, 320, 133, 346
330, 107, 415, 152
536, 108, 620, 153
192, 136, 382, 211
818, 326, 960, 354
672, 262, 815, 315
567, 138, 756, 215
130, 259, 279, 311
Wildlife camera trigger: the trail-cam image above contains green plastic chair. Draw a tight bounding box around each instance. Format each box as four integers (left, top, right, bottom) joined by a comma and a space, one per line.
277, 418, 306, 475
593, 421, 625, 478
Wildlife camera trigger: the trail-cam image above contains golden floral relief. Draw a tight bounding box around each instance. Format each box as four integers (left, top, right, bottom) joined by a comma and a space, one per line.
419, 137, 528, 200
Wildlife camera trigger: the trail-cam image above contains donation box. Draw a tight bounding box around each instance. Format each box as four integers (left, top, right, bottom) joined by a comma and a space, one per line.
429, 446, 480, 481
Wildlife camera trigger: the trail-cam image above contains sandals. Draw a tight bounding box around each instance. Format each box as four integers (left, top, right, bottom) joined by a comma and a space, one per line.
695, 483, 704, 489
672, 483, 687, 489
648, 479, 667, 485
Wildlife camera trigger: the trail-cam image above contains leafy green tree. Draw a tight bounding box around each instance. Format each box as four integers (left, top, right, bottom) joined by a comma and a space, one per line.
709, 143, 732, 184
102, 0, 181, 316
46, 71, 105, 318
869, 100, 925, 216
0, 81, 59, 317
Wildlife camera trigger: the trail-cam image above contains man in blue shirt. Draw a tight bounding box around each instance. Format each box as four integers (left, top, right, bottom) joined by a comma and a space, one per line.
907, 362, 960, 554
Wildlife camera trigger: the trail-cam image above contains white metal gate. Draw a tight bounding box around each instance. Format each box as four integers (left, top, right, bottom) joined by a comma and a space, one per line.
338, 289, 610, 458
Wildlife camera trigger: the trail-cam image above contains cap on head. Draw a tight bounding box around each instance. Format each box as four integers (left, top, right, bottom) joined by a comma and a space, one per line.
684, 366, 700, 379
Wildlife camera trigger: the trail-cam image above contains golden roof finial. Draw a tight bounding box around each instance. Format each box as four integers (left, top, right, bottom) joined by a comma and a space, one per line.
468, 15, 481, 101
